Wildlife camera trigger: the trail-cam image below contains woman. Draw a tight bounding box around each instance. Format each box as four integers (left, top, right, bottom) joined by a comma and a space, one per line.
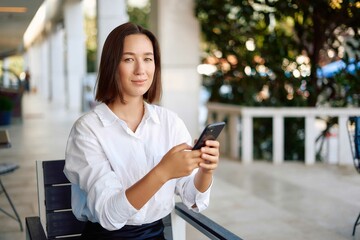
64, 22, 220, 239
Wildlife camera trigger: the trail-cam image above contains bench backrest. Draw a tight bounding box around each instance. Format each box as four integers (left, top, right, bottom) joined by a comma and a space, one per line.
37, 160, 85, 239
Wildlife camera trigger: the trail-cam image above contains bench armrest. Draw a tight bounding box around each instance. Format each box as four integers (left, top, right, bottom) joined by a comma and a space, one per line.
25, 216, 47, 240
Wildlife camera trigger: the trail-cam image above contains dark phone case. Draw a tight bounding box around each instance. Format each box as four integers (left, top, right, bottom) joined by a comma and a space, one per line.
192, 122, 225, 150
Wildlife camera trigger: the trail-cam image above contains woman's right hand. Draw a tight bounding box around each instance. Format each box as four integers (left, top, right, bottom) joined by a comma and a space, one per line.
156, 143, 203, 181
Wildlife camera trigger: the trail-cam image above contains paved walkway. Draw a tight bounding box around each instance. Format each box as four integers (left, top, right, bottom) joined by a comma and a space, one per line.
1, 94, 360, 240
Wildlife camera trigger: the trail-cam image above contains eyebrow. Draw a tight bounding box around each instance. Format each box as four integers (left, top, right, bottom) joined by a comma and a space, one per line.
122, 52, 154, 56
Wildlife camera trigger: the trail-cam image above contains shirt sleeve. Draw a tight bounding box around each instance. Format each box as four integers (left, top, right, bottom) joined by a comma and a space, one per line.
175, 170, 212, 212
64, 120, 138, 230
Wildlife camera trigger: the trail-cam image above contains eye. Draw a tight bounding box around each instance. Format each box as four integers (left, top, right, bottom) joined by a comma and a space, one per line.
123, 58, 134, 62
144, 57, 153, 62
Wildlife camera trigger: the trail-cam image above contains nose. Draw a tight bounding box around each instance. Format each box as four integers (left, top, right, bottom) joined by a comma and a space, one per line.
134, 60, 145, 75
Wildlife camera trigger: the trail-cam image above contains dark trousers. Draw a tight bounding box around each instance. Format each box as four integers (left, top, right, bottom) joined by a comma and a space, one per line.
81, 219, 165, 240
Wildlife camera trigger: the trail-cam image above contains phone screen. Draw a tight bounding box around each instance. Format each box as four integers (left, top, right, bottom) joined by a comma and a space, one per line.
192, 122, 225, 150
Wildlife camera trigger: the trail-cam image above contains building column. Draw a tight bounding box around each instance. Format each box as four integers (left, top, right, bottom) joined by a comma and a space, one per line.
64, 0, 86, 111
2, 58, 10, 87
40, 40, 50, 100
96, 0, 128, 69
27, 46, 36, 93
150, 0, 201, 138
49, 26, 65, 106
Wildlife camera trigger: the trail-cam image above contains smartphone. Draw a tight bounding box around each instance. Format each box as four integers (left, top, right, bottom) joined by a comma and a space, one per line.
192, 122, 226, 150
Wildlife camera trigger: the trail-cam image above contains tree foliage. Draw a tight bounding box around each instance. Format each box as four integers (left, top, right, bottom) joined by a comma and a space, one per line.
195, 0, 360, 161
127, 2, 151, 29
195, 0, 360, 107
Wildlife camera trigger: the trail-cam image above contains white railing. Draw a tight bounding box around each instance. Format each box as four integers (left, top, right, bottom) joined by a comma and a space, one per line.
207, 103, 360, 165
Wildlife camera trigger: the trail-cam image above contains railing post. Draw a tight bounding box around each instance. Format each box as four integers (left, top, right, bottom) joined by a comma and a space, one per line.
305, 116, 316, 165
229, 114, 239, 159
216, 113, 227, 156
338, 116, 352, 165
273, 115, 284, 164
171, 210, 186, 240
241, 113, 253, 164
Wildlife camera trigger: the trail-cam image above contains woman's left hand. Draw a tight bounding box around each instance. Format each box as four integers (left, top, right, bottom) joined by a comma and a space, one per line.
198, 140, 220, 173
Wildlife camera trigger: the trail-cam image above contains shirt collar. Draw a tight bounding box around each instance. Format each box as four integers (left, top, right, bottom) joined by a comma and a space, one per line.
94, 103, 118, 127
94, 102, 160, 127
143, 102, 160, 124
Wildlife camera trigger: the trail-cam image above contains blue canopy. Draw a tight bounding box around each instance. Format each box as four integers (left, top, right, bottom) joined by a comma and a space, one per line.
317, 59, 360, 78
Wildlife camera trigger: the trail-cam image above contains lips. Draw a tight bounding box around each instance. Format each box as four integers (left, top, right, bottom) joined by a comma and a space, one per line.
132, 77, 146, 81
131, 79, 146, 84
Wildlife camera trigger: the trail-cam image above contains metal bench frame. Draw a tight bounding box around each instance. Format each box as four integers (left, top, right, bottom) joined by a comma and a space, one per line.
348, 117, 360, 236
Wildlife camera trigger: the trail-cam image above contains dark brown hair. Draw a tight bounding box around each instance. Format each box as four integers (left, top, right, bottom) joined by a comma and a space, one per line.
95, 22, 162, 104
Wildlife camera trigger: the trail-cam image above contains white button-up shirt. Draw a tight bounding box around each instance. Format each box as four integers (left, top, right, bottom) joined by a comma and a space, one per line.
64, 102, 211, 230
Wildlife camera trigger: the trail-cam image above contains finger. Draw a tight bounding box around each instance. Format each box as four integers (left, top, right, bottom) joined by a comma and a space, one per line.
201, 153, 219, 164
205, 140, 220, 148
199, 160, 218, 169
201, 146, 219, 157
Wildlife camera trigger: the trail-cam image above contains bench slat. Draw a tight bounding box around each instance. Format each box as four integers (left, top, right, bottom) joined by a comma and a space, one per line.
43, 160, 69, 185
46, 211, 85, 238
45, 184, 72, 211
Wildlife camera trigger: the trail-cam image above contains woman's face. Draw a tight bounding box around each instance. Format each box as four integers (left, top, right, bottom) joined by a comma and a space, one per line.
117, 34, 155, 102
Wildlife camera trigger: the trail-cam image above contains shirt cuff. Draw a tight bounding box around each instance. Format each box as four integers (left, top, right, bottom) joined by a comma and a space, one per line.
186, 177, 213, 213
106, 190, 138, 229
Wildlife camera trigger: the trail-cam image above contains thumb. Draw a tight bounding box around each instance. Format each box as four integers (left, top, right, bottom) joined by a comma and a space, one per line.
170, 143, 192, 153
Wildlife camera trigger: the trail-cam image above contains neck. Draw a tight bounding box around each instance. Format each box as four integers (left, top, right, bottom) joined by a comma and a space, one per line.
108, 98, 145, 132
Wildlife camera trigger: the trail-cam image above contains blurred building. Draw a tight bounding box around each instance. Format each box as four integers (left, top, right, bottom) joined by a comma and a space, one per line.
0, 0, 202, 137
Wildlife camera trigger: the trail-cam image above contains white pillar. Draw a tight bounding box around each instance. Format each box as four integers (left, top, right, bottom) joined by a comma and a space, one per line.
49, 26, 66, 106
64, 0, 86, 111
40, 40, 50, 100
96, 0, 128, 70
27, 46, 36, 92
28, 44, 42, 94
150, 0, 201, 138
2, 58, 10, 87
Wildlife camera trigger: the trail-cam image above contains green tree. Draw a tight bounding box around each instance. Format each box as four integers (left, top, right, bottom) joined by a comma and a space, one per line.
195, 0, 360, 107
85, 14, 97, 73
195, 0, 360, 161
127, 1, 151, 29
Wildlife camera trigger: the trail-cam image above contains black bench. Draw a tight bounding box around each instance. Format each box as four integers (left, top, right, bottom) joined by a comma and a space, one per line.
25, 159, 242, 240
348, 117, 360, 236
0, 129, 23, 231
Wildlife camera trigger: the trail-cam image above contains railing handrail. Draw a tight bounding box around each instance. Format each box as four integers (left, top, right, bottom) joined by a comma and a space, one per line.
174, 202, 242, 240
208, 102, 360, 116
207, 102, 360, 165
